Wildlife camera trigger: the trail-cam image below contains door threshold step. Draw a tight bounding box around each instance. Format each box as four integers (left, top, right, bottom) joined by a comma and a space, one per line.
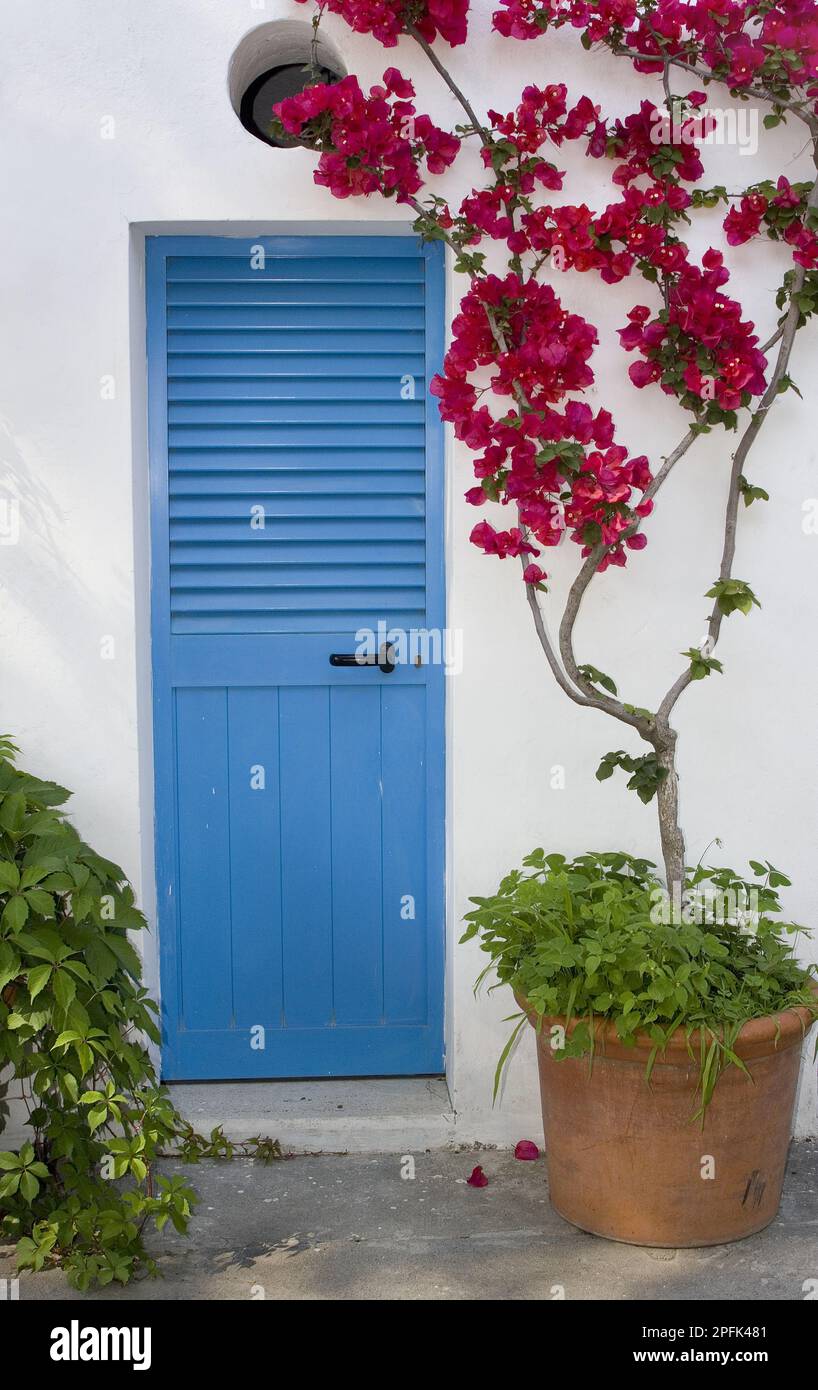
167, 1076, 455, 1154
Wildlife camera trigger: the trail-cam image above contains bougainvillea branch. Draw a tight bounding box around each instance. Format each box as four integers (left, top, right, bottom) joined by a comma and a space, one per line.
658, 171, 818, 730
406, 22, 489, 136
273, 0, 818, 891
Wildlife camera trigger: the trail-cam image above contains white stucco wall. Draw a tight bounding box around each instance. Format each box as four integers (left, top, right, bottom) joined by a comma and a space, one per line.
1, 0, 816, 1141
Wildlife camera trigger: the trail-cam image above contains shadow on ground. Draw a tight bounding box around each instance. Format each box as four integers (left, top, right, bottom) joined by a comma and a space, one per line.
1, 1141, 816, 1300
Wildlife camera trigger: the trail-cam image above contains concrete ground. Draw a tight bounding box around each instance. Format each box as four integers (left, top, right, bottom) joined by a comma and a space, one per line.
2, 1140, 816, 1301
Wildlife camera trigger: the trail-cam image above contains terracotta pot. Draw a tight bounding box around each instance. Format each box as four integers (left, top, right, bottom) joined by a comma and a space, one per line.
518, 992, 816, 1247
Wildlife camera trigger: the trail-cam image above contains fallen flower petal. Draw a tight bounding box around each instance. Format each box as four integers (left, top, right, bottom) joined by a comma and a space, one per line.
467, 1164, 489, 1187
514, 1139, 540, 1161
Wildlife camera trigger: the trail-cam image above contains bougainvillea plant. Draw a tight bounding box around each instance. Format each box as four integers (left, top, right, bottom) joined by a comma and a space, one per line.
273, 0, 818, 893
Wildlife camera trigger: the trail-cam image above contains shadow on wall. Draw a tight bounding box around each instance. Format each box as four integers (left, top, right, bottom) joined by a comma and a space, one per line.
0, 416, 74, 584
0, 413, 133, 765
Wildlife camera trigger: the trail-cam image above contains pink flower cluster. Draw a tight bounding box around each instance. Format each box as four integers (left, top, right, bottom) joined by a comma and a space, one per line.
443, 273, 597, 403
723, 192, 771, 246
274, 71, 459, 202
514, 177, 693, 285
517, 201, 630, 283
291, 0, 470, 47
431, 274, 653, 573
610, 99, 707, 186
486, 82, 603, 156
724, 177, 818, 270
492, 0, 818, 105
620, 251, 768, 411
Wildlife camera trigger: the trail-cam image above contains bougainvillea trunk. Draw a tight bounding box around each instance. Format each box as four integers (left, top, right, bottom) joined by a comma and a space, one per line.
655, 741, 686, 894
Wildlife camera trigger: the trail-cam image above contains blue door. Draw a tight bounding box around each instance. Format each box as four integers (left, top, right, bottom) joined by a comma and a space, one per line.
147, 235, 445, 1080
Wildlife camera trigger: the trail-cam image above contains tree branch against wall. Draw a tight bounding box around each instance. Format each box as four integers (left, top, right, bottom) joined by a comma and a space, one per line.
272, 0, 818, 892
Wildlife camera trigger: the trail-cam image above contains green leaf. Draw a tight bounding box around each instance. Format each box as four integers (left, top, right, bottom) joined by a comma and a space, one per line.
26, 964, 52, 1002
738, 476, 769, 507
578, 663, 618, 696
492, 1014, 528, 1103
594, 750, 667, 803
705, 578, 761, 617
19, 1169, 40, 1203
24, 889, 56, 917
777, 373, 803, 398
105, 933, 142, 978
20, 864, 50, 889
53, 971, 76, 1011
0, 943, 21, 991
623, 703, 654, 721
61, 1071, 79, 1104
682, 648, 724, 680
18, 929, 62, 962
87, 1105, 108, 1133
0, 861, 21, 891
39, 872, 73, 892
1, 895, 29, 932
21, 811, 64, 838
0, 793, 26, 834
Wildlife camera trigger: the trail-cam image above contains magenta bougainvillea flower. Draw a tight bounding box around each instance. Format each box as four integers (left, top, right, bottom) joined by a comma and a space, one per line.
292, 0, 470, 48
467, 1164, 489, 1187
275, 72, 459, 204
514, 1140, 540, 1160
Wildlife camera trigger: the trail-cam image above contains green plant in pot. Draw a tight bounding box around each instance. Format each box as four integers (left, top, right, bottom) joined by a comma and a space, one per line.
463, 851, 816, 1245
0, 737, 197, 1288
280, 0, 818, 1243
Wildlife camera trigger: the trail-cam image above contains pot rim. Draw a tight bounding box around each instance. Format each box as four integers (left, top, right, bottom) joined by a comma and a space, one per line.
515, 981, 818, 1063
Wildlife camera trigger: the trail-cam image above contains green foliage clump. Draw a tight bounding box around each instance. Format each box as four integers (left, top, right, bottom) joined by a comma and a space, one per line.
461, 849, 818, 1113
0, 735, 197, 1289
595, 750, 666, 803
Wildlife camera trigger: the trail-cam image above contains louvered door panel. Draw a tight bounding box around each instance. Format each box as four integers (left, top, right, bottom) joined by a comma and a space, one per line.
148, 236, 445, 1080
165, 251, 427, 638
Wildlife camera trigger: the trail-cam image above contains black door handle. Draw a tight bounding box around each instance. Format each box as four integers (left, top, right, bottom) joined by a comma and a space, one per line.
329, 642, 396, 674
